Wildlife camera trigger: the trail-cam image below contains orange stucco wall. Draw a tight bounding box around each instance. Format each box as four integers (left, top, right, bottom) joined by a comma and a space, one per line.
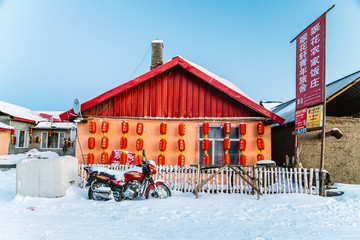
0, 130, 10, 155
75, 118, 271, 166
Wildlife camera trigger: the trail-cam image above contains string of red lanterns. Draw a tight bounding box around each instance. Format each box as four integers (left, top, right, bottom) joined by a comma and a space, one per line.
10, 129, 15, 145
223, 122, 231, 165
29, 129, 33, 143
100, 121, 109, 164
256, 122, 265, 161
120, 121, 129, 165
178, 123, 186, 167
158, 122, 167, 165
239, 123, 247, 165
87, 121, 96, 165
202, 122, 210, 165
135, 122, 144, 165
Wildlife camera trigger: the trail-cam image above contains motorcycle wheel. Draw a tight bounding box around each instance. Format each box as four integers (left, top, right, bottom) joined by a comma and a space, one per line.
88, 180, 111, 201
146, 183, 171, 199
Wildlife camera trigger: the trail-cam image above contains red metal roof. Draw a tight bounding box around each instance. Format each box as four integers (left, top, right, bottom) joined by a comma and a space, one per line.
60, 56, 284, 124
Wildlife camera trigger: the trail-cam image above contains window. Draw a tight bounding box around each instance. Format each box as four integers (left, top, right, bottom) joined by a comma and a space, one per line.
41, 132, 65, 149
198, 125, 239, 165
15, 130, 29, 148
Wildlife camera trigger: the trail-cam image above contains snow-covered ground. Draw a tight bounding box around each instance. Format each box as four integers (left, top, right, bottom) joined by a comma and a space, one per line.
0, 152, 360, 240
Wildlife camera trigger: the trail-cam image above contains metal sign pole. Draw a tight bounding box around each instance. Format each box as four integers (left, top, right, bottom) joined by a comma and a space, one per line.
319, 14, 328, 197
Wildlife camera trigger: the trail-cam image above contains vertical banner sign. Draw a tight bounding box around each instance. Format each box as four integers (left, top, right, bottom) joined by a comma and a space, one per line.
296, 15, 325, 110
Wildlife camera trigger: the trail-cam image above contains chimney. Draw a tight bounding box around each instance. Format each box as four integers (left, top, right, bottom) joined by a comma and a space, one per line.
150, 39, 164, 70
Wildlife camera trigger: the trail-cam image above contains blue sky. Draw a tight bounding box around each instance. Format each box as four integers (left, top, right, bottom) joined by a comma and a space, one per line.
0, 0, 359, 111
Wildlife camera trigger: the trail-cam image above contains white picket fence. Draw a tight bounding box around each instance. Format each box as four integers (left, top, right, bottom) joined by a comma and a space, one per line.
78, 164, 320, 196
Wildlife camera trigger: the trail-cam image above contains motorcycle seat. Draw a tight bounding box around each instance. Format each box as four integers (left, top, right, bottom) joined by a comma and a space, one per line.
100, 172, 116, 180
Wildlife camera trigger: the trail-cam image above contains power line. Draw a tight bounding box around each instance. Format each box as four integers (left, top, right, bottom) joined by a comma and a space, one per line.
129, 44, 151, 81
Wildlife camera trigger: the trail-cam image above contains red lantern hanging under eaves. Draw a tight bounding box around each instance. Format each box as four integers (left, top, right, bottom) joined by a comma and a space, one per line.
224, 122, 231, 135
101, 121, 109, 133
257, 122, 265, 135
89, 121, 96, 134
136, 122, 144, 135
202, 122, 209, 135
122, 121, 129, 134
160, 122, 167, 135
239, 123, 246, 136
179, 123, 185, 136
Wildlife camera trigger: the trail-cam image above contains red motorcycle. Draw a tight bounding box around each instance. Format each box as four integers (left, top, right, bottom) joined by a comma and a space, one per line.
84, 150, 171, 201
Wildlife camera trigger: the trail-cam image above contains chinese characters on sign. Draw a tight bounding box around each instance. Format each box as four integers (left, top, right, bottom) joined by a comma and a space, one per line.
295, 108, 307, 135
296, 15, 325, 110
306, 105, 323, 129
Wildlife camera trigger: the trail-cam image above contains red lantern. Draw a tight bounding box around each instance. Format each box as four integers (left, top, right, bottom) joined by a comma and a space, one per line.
178, 139, 185, 152
11, 129, 15, 136
178, 123, 185, 136
88, 137, 95, 149
29, 129, 33, 136
136, 122, 144, 135
158, 154, 165, 165
87, 153, 94, 165
257, 138, 265, 150
257, 154, 265, 161
240, 155, 247, 165
178, 154, 185, 166
136, 138, 144, 151
159, 139, 167, 152
239, 139, 246, 151
160, 122, 167, 135
224, 122, 231, 135
101, 121, 109, 133
202, 122, 209, 135
135, 155, 142, 165
120, 136, 128, 149
202, 155, 210, 165
48, 130, 52, 137
257, 122, 265, 135
120, 152, 127, 164
239, 123, 246, 135
122, 121, 129, 134
69, 141, 73, 148
202, 139, 209, 151
101, 137, 108, 149
223, 138, 230, 150
223, 153, 230, 165
89, 121, 96, 134
101, 152, 109, 164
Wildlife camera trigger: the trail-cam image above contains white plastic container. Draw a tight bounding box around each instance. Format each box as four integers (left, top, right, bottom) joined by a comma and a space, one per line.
16, 156, 78, 198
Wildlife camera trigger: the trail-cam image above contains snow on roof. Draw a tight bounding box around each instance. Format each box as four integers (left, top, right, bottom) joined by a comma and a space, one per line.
34, 122, 74, 129
179, 57, 255, 102
0, 122, 14, 130
260, 101, 283, 110
152, 39, 163, 43
0, 101, 44, 123
36, 111, 63, 122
